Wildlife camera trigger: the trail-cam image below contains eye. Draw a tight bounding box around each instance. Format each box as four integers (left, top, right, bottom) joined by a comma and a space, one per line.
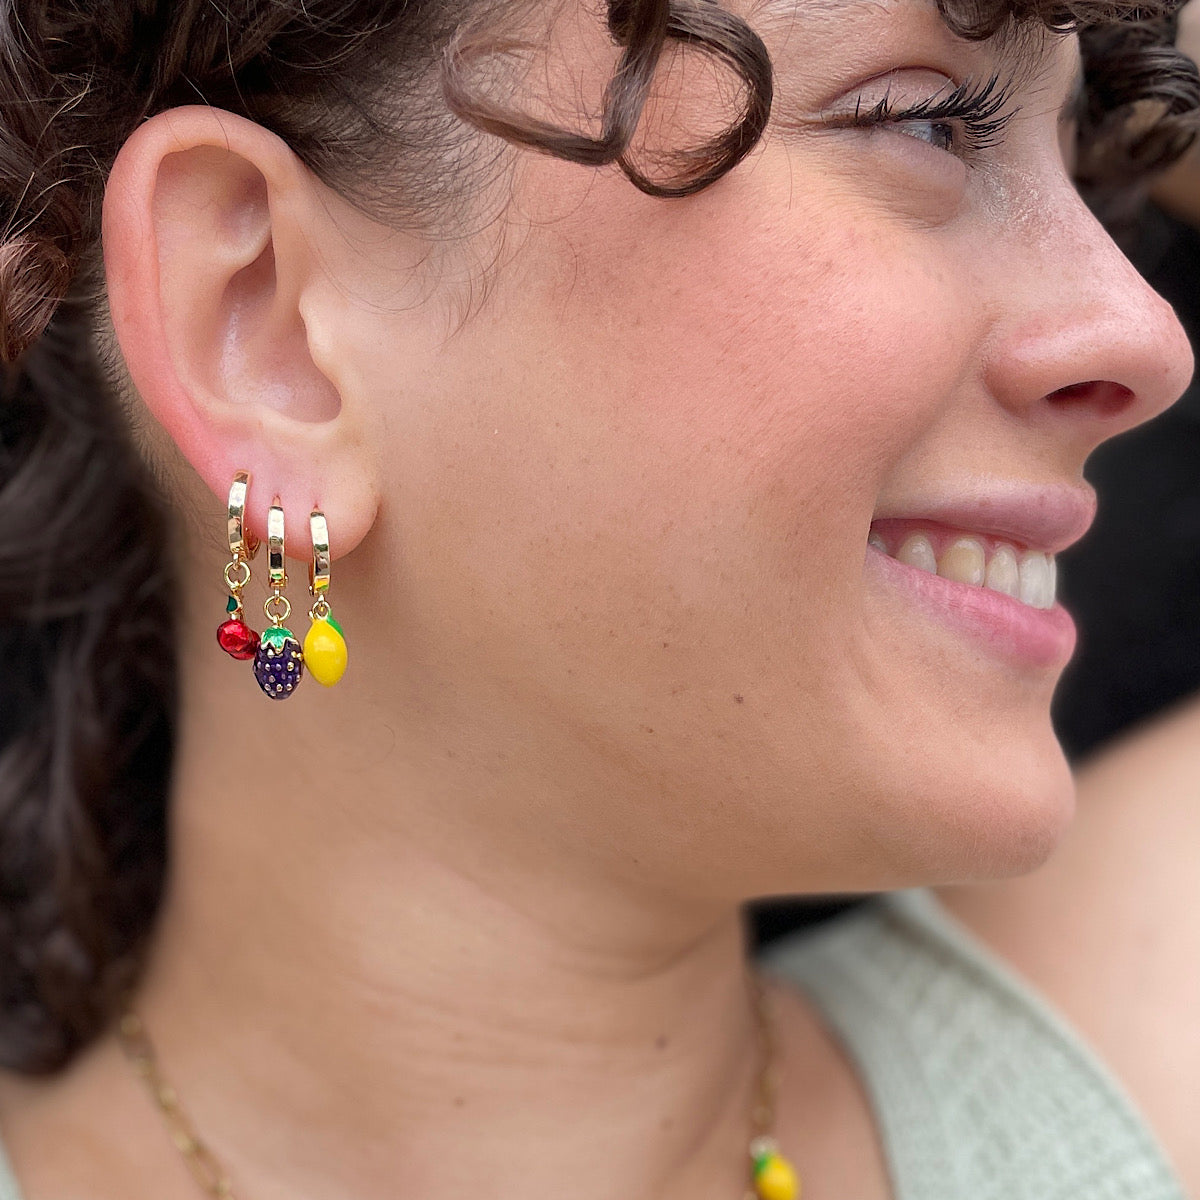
829, 73, 1020, 165
894, 120, 956, 153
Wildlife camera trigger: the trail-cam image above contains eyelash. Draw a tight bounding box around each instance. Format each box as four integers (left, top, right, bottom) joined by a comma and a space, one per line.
838, 73, 1021, 161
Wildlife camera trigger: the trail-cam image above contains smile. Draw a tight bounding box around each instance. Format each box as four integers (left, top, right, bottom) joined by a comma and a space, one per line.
862, 488, 1093, 669
867, 521, 1057, 611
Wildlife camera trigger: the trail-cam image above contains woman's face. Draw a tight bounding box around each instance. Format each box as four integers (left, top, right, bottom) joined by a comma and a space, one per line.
338, 0, 1192, 899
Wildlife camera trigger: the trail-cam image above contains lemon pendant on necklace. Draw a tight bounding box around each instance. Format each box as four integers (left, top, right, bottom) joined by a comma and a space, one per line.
751, 1138, 800, 1200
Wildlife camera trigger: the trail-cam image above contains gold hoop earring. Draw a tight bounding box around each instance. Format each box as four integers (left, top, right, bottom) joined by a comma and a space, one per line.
253, 497, 304, 699
217, 470, 261, 660
303, 509, 348, 687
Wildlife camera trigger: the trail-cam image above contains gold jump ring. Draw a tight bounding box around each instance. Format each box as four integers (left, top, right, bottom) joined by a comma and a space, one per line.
224, 560, 251, 592
264, 593, 291, 624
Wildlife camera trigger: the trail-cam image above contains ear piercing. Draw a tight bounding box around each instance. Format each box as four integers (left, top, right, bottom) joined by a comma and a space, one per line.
302, 510, 349, 686
217, 470, 261, 660
218, 471, 349, 697
252, 497, 305, 700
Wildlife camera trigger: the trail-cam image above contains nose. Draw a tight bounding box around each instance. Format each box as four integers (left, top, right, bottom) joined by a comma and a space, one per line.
981, 184, 1194, 457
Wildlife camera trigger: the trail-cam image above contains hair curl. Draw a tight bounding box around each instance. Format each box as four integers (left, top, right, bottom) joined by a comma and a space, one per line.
0, 0, 1196, 1074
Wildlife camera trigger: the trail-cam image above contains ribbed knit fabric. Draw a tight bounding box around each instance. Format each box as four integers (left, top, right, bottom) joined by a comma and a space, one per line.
0, 889, 1183, 1199
0, 1136, 15, 1200
764, 888, 1188, 1200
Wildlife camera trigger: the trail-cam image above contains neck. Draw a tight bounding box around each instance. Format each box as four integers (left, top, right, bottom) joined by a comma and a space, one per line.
129, 582, 763, 1200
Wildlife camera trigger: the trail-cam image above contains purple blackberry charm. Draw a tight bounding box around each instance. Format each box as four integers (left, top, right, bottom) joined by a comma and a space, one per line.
254, 626, 304, 700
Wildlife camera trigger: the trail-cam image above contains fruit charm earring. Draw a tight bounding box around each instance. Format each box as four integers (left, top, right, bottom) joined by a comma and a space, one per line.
303, 509, 348, 686
253, 498, 305, 700
217, 470, 261, 660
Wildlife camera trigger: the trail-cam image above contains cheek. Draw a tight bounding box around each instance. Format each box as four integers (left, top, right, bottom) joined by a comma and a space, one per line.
537, 174, 972, 608
383, 161, 1056, 895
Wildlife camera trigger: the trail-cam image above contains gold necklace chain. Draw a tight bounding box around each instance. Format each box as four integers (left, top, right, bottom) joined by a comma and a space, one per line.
116, 1009, 236, 1199
116, 971, 799, 1200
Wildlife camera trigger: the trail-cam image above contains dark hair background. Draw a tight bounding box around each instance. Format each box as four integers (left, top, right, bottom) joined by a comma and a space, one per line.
0, 0, 1196, 1074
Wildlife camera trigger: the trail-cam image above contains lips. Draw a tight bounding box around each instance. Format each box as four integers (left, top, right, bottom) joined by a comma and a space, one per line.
863, 480, 1095, 669
870, 481, 1097, 556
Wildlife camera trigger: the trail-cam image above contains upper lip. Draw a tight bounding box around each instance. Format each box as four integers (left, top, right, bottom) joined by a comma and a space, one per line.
872, 481, 1097, 555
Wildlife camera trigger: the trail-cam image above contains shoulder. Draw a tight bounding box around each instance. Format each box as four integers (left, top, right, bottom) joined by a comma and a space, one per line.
765, 891, 1189, 1200
0, 1041, 164, 1199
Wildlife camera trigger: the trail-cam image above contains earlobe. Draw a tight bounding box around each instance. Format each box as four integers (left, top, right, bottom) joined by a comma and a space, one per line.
101, 105, 379, 559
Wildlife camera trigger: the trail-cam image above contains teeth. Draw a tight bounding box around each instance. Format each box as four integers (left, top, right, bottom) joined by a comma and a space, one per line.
985, 544, 1020, 599
937, 537, 985, 587
873, 528, 1057, 610
1018, 551, 1055, 610
896, 533, 937, 574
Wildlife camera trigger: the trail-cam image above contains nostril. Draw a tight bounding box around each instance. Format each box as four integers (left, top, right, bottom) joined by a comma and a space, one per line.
1046, 380, 1136, 419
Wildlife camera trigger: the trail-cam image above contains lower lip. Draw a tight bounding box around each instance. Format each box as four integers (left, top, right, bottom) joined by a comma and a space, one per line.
864, 544, 1076, 669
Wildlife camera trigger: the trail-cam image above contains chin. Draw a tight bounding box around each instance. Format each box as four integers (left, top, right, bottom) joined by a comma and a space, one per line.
914, 732, 1078, 886
733, 717, 1077, 901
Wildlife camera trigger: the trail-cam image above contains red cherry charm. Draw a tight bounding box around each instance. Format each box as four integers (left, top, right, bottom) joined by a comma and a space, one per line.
217, 618, 260, 660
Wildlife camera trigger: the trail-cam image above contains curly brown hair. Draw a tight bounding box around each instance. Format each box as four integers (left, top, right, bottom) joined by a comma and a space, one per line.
0, 0, 1196, 1075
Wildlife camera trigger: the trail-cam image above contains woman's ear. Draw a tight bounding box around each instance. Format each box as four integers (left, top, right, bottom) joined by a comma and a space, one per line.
101, 104, 382, 557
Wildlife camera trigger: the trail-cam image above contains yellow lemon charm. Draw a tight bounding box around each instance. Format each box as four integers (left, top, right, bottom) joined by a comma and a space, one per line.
753, 1146, 799, 1200
303, 614, 348, 687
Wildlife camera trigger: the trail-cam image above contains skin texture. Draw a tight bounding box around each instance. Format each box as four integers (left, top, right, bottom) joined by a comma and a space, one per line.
0, 2, 1192, 1198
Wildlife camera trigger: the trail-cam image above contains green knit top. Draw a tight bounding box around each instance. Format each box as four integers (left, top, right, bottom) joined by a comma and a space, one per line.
0, 889, 1184, 1198
762, 889, 1187, 1199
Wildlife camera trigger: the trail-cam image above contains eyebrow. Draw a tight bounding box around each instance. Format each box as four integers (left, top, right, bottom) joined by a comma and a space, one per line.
750, 0, 866, 25
751, 0, 1088, 121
